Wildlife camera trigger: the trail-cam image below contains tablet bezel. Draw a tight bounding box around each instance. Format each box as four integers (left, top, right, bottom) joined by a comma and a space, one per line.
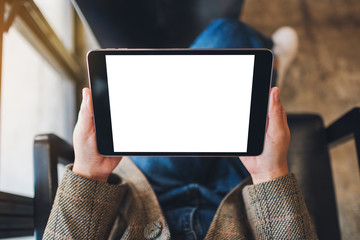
87, 49, 273, 156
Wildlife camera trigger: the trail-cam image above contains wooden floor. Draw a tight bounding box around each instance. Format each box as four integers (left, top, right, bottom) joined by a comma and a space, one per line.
241, 0, 360, 239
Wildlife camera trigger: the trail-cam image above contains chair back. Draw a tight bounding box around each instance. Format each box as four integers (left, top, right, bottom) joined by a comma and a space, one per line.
287, 114, 340, 240
33, 134, 74, 240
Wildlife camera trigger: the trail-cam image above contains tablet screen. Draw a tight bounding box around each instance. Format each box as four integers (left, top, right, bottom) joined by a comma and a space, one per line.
105, 54, 255, 153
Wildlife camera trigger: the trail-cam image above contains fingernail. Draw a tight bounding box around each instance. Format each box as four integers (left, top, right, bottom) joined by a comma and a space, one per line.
82, 88, 87, 102
274, 87, 280, 103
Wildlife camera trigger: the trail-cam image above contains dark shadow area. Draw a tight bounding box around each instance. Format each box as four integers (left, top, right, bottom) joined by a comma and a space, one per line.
75, 0, 244, 47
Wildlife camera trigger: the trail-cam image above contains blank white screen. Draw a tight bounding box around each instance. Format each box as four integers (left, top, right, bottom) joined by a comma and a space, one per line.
106, 55, 254, 152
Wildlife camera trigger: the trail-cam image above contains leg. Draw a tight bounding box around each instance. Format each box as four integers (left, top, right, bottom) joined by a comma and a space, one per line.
190, 18, 278, 85
131, 156, 249, 239
131, 156, 248, 195
190, 18, 274, 49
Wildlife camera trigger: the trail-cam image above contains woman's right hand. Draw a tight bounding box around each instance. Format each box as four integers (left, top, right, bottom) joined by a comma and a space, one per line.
72, 88, 122, 182
240, 87, 290, 184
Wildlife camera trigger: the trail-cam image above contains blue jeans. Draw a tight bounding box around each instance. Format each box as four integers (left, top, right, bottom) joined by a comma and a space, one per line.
131, 19, 274, 240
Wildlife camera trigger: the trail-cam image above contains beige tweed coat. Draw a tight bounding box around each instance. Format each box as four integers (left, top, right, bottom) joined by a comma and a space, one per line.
44, 158, 318, 239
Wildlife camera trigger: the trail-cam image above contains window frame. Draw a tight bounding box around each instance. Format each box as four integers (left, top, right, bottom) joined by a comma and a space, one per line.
0, 1, 92, 237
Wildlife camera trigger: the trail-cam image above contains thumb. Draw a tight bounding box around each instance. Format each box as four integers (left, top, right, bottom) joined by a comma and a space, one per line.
76, 88, 94, 135
267, 87, 285, 131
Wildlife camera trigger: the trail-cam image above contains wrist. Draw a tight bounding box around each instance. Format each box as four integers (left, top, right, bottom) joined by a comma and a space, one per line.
251, 168, 289, 184
72, 163, 110, 182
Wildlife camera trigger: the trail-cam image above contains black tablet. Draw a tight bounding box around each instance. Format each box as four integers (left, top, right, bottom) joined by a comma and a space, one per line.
87, 49, 273, 156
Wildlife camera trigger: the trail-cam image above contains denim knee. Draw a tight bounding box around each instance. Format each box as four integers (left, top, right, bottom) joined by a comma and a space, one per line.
190, 18, 272, 49
209, 18, 249, 34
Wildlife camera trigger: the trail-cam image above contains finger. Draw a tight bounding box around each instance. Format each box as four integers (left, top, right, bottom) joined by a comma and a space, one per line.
76, 88, 94, 134
84, 88, 94, 115
265, 88, 276, 132
268, 87, 284, 129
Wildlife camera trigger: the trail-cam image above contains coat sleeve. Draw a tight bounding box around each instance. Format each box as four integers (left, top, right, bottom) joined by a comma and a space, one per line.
43, 164, 127, 240
243, 174, 318, 240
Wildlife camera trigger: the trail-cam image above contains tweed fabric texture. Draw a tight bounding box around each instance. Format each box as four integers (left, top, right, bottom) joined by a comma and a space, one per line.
108, 158, 171, 240
204, 178, 253, 240
242, 174, 318, 240
43, 165, 126, 239
44, 158, 318, 240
